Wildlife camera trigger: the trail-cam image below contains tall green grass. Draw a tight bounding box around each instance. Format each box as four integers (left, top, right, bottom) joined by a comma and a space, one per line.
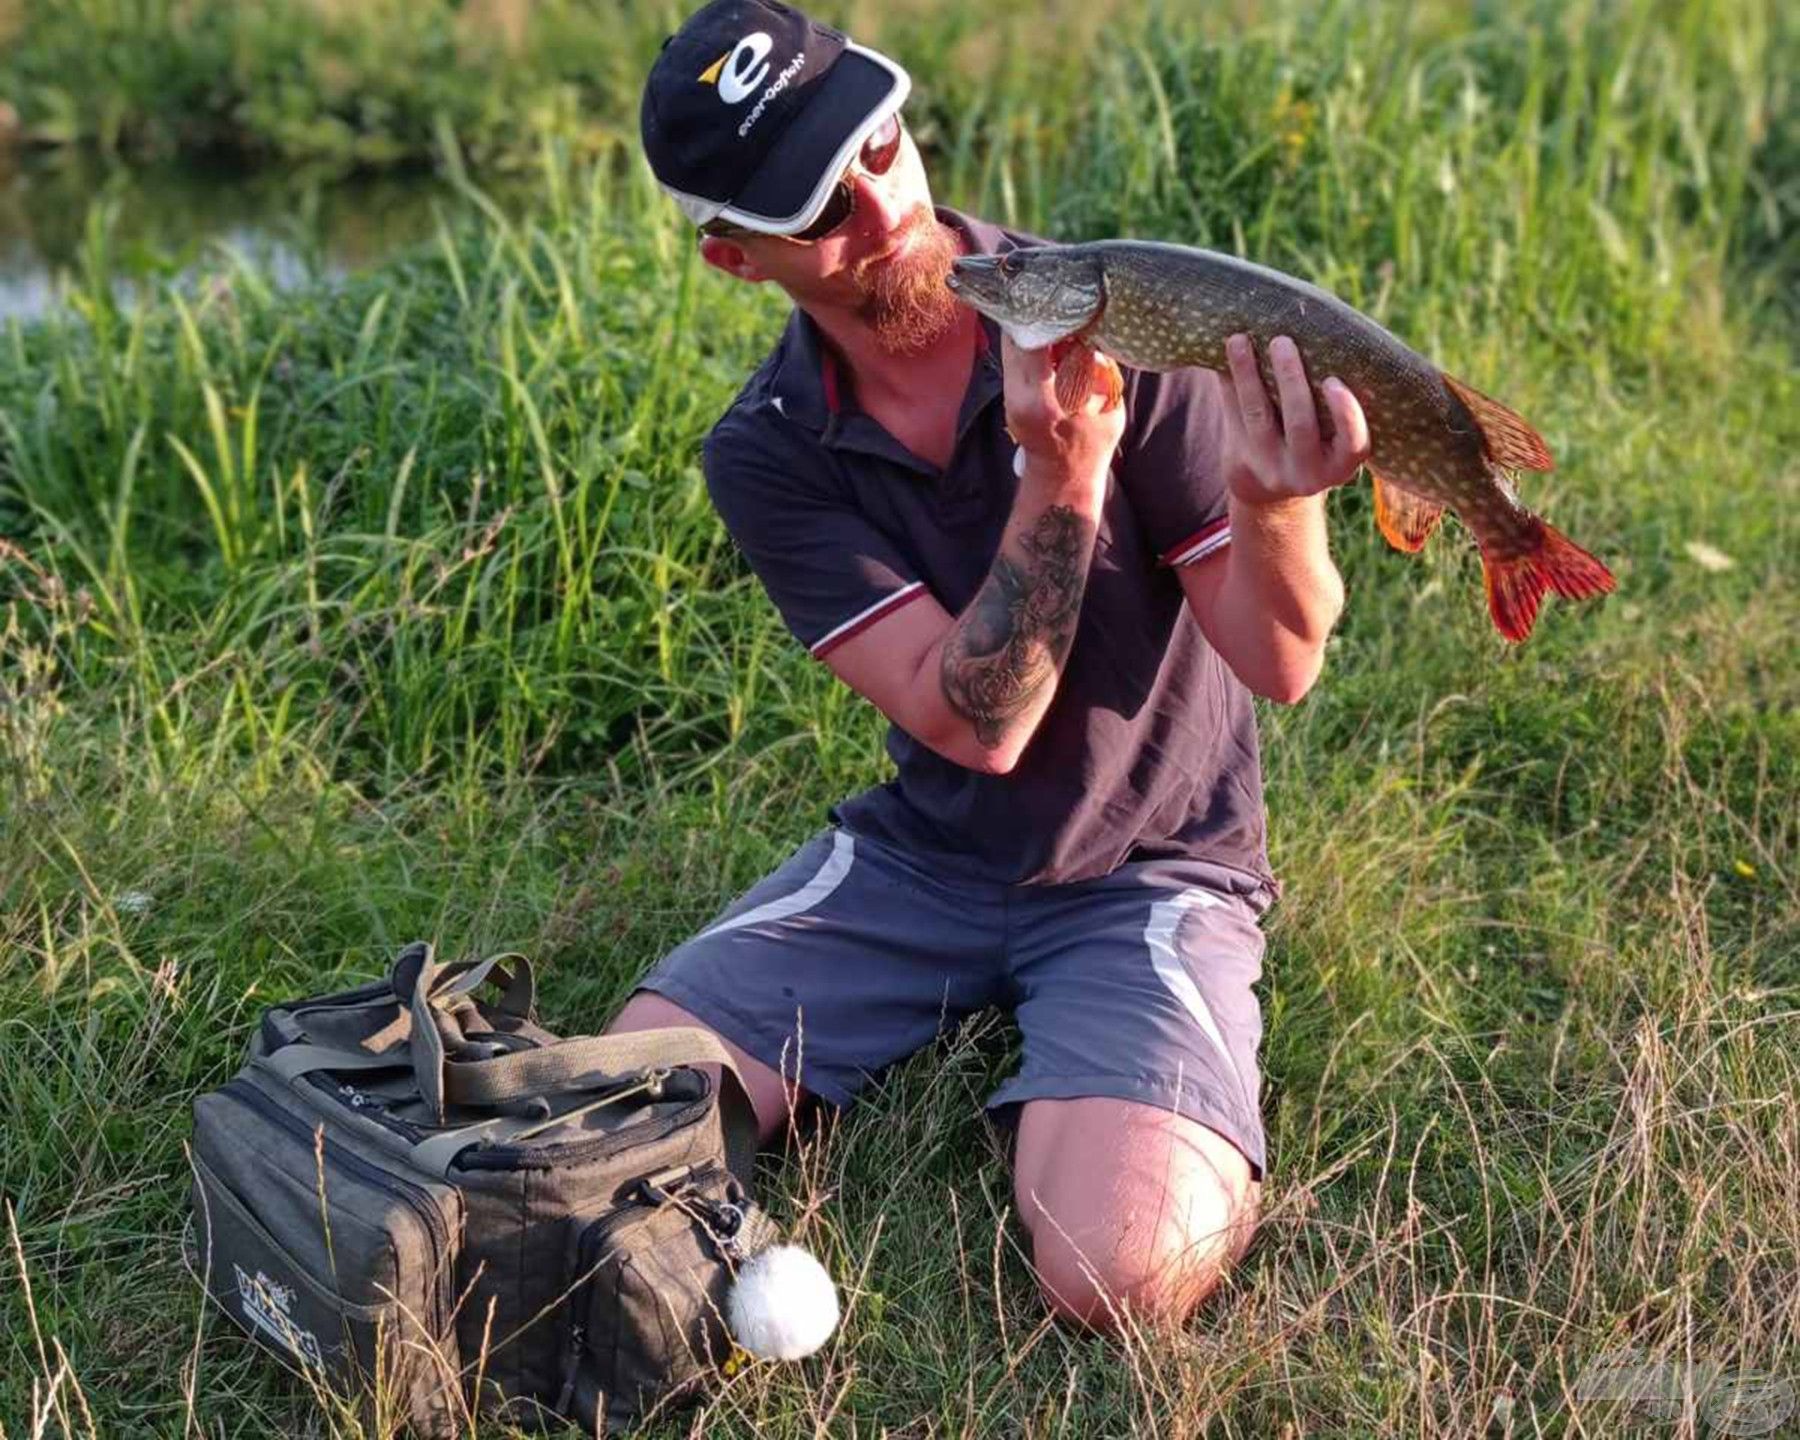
0, 0, 662, 165
2, 0, 1796, 1433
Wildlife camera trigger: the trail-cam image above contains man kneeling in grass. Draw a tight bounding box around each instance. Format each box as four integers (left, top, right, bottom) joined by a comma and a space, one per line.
612, 0, 1371, 1331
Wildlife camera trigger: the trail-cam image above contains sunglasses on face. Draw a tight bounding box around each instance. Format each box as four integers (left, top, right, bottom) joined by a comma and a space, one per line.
704, 111, 905, 244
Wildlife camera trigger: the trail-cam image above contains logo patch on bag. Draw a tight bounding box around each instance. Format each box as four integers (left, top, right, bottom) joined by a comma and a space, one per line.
235, 1263, 323, 1369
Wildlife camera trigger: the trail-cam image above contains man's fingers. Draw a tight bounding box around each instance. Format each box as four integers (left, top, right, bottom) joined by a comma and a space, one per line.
1001, 332, 1053, 387
1210, 363, 1251, 449
1001, 331, 1046, 373
1269, 335, 1319, 460
1323, 376, 1372, 477
1225, 334, 1275, 442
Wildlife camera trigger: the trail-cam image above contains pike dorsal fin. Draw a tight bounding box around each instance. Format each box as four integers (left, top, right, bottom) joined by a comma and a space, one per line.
1369, 470, 1446, 553
1443, 374, 1555, 471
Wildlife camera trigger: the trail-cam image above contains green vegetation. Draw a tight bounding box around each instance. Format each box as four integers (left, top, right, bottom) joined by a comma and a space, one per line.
0, 0, 645, 166
3, 0, 1796, 1433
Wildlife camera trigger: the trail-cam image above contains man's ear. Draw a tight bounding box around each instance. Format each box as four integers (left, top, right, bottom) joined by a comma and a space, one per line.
698, 234, 766, 282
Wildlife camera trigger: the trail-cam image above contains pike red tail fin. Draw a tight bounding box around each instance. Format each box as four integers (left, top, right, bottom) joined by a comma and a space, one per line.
1480, 520, 1617, 642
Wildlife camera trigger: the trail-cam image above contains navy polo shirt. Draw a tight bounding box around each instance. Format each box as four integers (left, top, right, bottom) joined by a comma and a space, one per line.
702, 205, 1274, 895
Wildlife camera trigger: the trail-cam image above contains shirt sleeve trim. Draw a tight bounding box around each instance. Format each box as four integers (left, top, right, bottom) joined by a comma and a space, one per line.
809, 582, 929, 658
1162, 517, 1232, 567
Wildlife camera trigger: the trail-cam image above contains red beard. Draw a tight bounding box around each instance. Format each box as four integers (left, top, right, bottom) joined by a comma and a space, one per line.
851, 208, 964, 357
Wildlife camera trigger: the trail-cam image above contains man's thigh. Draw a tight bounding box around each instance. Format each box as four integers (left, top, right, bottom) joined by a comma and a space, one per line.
990, 857, 1271, 1184
618, 826, 1006, 1128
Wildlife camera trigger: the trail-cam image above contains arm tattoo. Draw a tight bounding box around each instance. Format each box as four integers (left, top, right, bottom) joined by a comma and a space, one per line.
940, 504, 1094, 749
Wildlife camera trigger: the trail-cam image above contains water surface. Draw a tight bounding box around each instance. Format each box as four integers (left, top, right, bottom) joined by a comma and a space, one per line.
0, 151, 500, 323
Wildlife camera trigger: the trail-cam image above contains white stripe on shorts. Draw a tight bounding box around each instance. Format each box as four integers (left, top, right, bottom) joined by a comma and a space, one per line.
699, 830, 856, 940
1144, 889, 1250, 1107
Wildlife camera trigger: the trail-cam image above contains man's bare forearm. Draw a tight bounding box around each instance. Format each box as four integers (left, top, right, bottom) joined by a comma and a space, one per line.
935, 468, 1103, 762
1209, 492, 1345, 701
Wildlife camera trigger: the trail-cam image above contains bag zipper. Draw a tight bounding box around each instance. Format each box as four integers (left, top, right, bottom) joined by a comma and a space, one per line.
220, 1079, 454, 1339
305, 1073, 425, 1143
552, 1163, 732, 1416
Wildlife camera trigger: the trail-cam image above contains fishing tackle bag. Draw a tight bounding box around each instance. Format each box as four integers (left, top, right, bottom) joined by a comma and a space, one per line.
185, 942, 774, 1436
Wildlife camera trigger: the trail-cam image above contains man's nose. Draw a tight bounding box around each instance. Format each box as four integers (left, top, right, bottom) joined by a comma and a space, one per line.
847, 166, 909, 236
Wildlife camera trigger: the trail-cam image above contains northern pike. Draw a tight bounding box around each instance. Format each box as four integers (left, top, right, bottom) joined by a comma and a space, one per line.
945, 240, 1616, 642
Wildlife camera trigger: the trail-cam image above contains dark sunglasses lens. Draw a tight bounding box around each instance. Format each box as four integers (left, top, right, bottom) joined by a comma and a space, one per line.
783, 114, 902, 243
792, 183, 855, 242
863, 114, 902, 175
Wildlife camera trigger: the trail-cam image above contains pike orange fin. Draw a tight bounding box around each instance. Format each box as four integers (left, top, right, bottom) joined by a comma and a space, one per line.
1050, 339, 1090, 412
1480, 520, 1617, 643
1094, 352, 1125, 411
1370, 471, 1447, 553
1443, 374, 1555, 472
1050, 341, 1124, 413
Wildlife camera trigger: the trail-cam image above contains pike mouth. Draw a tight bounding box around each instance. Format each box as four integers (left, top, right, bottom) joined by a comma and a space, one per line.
944, 256, 1006, 313
942, 271, 994, 314
948, 255, 999, 283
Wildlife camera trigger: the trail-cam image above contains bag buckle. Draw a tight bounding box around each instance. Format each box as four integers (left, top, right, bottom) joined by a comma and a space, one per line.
708, 1200, 749, 1261
638, 1168, 750, 1261
638, 1165, 694, 1206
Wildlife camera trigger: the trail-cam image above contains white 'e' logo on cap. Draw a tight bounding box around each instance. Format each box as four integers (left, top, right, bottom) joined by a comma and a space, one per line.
714, 33, 774, 104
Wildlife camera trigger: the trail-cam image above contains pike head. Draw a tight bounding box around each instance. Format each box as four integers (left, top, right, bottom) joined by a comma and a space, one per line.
946, 246, 1105, 350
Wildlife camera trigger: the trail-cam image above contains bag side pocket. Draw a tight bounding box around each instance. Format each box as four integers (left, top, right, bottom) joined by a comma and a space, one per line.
191, 1082, 465, 1437
552, 1166, 740, 1430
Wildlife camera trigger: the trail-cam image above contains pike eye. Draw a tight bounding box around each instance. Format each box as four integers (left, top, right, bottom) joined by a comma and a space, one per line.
999, 252, 1021, 277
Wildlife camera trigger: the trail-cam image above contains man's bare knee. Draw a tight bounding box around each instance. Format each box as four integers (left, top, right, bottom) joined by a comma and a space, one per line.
607, 990, 804, 1145
1012, 1098, 1261, 1332
1025, 1190, 1257, 1331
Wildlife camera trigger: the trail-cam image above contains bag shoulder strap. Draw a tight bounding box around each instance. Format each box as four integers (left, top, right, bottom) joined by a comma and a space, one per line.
256, 1027, 760, 1186
406, 946, 536, 1121
250, 944, 760, 1184
436, 1026, 759, 1183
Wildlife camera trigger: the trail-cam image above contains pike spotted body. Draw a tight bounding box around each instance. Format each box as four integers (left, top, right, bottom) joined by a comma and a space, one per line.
946, 240, 1615, 642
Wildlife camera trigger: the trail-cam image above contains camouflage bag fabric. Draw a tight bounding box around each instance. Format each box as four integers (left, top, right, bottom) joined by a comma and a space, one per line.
185, 941, 774, 1435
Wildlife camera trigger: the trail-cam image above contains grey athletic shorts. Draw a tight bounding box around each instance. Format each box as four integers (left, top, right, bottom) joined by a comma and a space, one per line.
635, 825, 1270, 1180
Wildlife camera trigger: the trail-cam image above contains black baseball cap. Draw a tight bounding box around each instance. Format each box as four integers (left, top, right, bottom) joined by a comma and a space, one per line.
640, 0, 910, 236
